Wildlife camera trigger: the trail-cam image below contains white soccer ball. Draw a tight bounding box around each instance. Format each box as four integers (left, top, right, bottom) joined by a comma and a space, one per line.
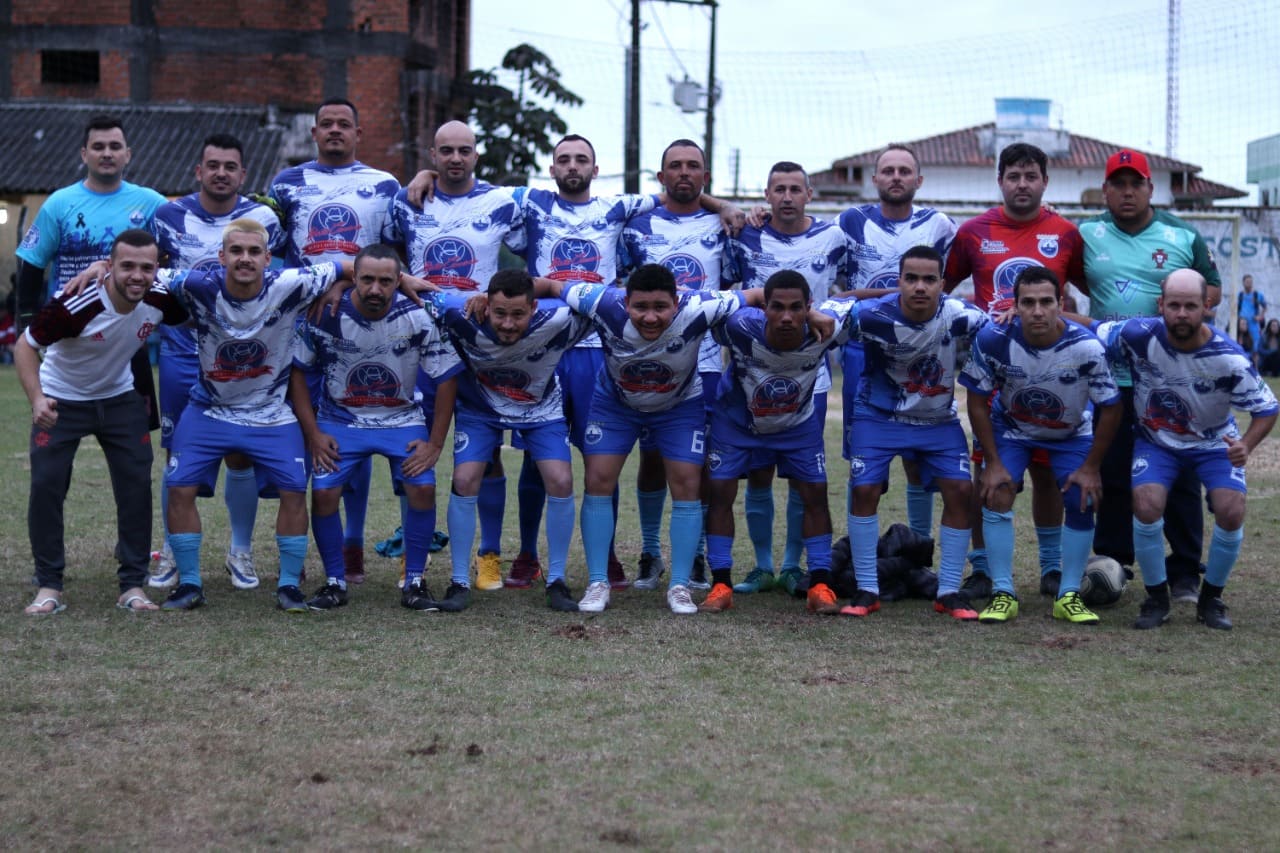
1080, 555, 1128, 607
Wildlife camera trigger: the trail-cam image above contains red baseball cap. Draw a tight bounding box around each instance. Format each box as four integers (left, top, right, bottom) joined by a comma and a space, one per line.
1105, 149, 1151, 180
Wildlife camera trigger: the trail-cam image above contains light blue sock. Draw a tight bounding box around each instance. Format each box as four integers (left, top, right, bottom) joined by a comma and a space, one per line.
937, 525, 970, 595
1204, 524, 1243, 587
981, 508, 1016, 594
1036, 524, 1062, 575
906, 483, 933, 538
804, 534, 832, 572
478, 475, 506, 556
848, 514, 880, 594
224, 466, 259, 553
404, 506, 434, 585
1133, 516, 1167, 587
581, 494, 614, 584
637, 488, 666, 556
311, 511, 345, 580
706, 533, 733, 571
1060, 524, 1094, 594
781, 487, 805, 570
744, 485, 775, 569
517, 458, 544, 558
341, 456, 371, 547
447, 494, 479, 586
544, 495, 574, 584
276, 535, 308, 589
968, 548, 989, 576
170, 532, 202, 587
669, 500, 702, 587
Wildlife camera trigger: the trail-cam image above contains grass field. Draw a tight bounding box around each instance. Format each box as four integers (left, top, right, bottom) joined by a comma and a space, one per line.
4, 365, 1280, 850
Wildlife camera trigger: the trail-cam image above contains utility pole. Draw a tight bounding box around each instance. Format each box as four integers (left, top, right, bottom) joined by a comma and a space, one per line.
625, 0, 642, 193
703, 0, 717, 191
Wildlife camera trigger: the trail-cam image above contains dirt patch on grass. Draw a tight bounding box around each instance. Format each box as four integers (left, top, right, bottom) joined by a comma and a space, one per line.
1204, 754, 1280, 776
552, 623, 631, 640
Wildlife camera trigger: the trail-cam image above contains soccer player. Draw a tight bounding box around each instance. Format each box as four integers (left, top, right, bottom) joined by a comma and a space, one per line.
535, 264, 762, 614
960, 266, 1121, 624
269, 98, 400, 584
17, 230, 187, 615
843, 246, 987, 619
702, 270, 849, 614
1237, 274, 1266, 359
150, 133, 285, 591
1081, 149, 1221, 603
291, 244, 460, 611
836, 146, 957, 554
383, 120, 524, 592
157, 218, 351, 612
427, 269, 595, 612
1095, 269, 1276, 630
726, 160, 850, 594
945, 142, 1087, 599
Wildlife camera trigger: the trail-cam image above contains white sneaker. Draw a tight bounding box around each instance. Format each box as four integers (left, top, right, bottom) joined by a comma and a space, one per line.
578, 581, 611, 613
225, 550, 260, 590
667, 584, 697, 615
148, 545, 178, 589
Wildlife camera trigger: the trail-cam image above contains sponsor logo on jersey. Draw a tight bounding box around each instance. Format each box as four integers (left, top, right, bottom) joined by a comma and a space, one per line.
903, 354, 948, 397
980, 239, 1008, 255
1008, 386, 1069, 430
546, 238, 604, 282
662, 254, 707, 290
617, 360, 677, 393
750, 375, 802, 417
208, 339, 271, 381
477, 366, 536, 403
341, 362, 402, 407
867, 271, 897, 290
137, 321, 155, 341
423, 237, 479, 289
304, 204, 362, 256
1141, 388, 1193, 435
992, 256, 1037, 313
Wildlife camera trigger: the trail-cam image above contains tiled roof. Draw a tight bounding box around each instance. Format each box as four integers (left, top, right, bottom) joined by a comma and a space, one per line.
0, 102, 289, 196
1180, 175, 1247, 201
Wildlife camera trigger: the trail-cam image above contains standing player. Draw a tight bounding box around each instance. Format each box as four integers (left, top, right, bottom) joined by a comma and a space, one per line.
17, 230, 186, 615
837, 146, 957, 550
1096, 269, 1276, 630
944, 142, 1086, 599
1237, 274, 1266, 360
702, 270, 848, 614
427, 269, 594, 612
843, 246, 987, 619
291, 244, 460, 611
960, 266, 1121, 624
1081, 149, 1221, 603
383, 120, 524, 592
149, 133, 285, 591
726, 161, 850, 594
269, 98, 400, 584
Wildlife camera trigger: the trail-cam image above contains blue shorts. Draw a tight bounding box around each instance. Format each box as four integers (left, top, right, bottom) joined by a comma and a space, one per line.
310, 421, 436, 490
557, 346, 603, 450
989, 433, 1092, 487
167, 408, 308, 495
847, 415, 970, 487
708, 410, 827, 483
1132, 437, 1246, 494
583, 390, 707, 465
453, 408, 571, 466
159, 350, 199, 450
642, 369, 721, 452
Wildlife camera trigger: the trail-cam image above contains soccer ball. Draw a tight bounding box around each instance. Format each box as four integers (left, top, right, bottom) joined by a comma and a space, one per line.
1080, 556, 1129, 607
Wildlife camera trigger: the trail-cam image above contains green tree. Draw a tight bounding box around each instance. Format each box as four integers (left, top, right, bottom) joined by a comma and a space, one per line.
465, 44, 583, 185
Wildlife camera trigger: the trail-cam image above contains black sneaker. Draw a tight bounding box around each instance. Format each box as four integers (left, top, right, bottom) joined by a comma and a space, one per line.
1039, 570, 1062, 597
546, 579, 579, 612
401, 578, 440, 612
634, 552, 665, 590
1169, 575, 1201, 603
436, 582, 471, 613
959, 572, 992, 603
1133, 594, 1171, 630
161, 583, 206, 611
688, 555, 711, 590
275, 585, 308, 614
307, 581, 348, 611
1196, 596, 1232, 630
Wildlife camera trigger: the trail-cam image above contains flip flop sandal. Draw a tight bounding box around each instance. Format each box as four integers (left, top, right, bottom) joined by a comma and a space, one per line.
116, 593, 156, 612
25, 596, 66, 616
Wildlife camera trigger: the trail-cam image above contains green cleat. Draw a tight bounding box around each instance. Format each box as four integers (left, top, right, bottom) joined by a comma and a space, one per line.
1053, 591, 1100, 625
778, 567, 806, 597
733, 567, 776, 594
979, 591, 1019, 623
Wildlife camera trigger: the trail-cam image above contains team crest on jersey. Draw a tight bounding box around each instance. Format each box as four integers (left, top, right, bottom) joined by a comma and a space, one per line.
904, 354, 947, 396
19, 225, 40, 250
584, 423, 604, 445
699, 233, 719, 250
1009, 387, 1068, 429
663, 254, 706, 290
750, 375, 802, 417
547, 238, 603, 282
304, 204, 362, 256
130, 209, 146, 227
618, 360, 677, 393
525, 345, 547, 362
591, 217, 610, 231
1141, 389, 1193, 435
137, 322, 155, 341
665, 338, 684, 354
342, 362, 401, 406
1058, 369, 1079, 385
811, 255, 828, 274
208, 339, 271, 381
356, 184, 377, 199
478, 366, 535, 403
1037, 235, 1059, 258
423, 238, 478, 287
1152, 248, 1168, 269
471, 214, 492, 231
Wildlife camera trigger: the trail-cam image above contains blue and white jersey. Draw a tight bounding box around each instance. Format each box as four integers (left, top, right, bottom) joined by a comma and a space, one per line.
426, 292, 592, 425
294, 293, 461, 429
713, 299, 854, 434
163, 264, 338, 425
838, 204, 956, 292
152, 193, 285, 356
382, 181, 523, 292
620, 205, 729, 373
518, 189, 659, 348
1096, 317, 1279, 451
849, 294, 988, 425
268, 160, 399, 267
564, 283, 744, 412
960, 318, 1120, 441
